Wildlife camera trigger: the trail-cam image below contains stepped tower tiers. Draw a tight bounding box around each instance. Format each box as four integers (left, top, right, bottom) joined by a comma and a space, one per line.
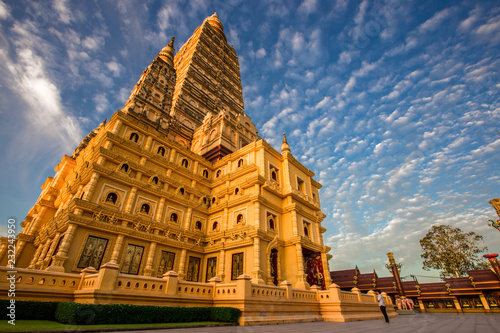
2, 14, 331, 291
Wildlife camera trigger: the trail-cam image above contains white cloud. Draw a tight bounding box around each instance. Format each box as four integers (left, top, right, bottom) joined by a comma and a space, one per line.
0, 0, 10, 20
82, 35, 105, 51
298, 0, 318, 15
93, 93, 110, 113
52, 0, 73, 24
418, 7, 455, 33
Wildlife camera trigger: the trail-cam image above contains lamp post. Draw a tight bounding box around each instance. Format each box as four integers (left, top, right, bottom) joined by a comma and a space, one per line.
386, 252, 406, 298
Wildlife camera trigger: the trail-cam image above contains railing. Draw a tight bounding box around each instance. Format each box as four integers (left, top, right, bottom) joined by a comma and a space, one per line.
115, 274, 166, 293
214, 283, 238, 299
80, 273, 98, 290
341, 291, 359, 302
176, 280, 213, 298
361, 294, 376, 303
292, 288, 317, 300
318, 290, 332, 302
0, 267, 80, 291
251, 284, 286, 299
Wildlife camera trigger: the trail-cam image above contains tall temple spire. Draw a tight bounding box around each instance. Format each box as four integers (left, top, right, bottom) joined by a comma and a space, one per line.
205, 12, 225, 40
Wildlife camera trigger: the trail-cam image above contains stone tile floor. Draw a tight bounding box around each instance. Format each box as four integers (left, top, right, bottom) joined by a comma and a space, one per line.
116, 314, 500, 333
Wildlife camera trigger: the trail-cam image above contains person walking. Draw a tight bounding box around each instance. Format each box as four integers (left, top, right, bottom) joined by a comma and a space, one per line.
377, 290, 390, 323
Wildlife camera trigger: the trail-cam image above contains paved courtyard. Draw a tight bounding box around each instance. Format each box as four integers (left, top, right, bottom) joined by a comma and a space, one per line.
117, 314, 500, 333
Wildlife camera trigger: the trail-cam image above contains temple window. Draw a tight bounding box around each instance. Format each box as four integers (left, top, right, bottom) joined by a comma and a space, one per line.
140, 203, 151, 214
267, 213, 277, 231
179, 188, 185, 195
271, 169, 278, 181
202, 197, 207, 205
234, 188, 239, 195
231, 253, 244, 280
151, 176, 159, 185
237, 159, 244, 168
169, 213, 178, 223
181, 159, 188, 168
212, 221, 218, 231
202, 170, 209, 178
129, 132, 139, 143
119, 163, 129, 172
157, 146, 166, 156
212, 197, 216, 204
297, 177, 306, 194
195, 221, 202, 230
120, 244, 144, 275
216, 170, 222, 178
303, 221, 311, 238
236, 214, 244, 224
105, 192, 118, 204
186, 256, 201, 282
77, 236, 109, 269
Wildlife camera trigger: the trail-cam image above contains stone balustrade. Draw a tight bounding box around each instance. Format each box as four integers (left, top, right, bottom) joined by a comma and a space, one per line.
0, 265, 395, 325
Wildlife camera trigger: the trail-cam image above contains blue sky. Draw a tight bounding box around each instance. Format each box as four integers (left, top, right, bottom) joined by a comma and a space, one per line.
0, 0, 499, 282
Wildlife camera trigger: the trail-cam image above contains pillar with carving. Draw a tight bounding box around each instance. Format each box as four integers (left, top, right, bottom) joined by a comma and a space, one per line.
46, 223, 78, 272
178, 248, 187, 280
386, 252, 406, 298
110, 234, 125, 263
144, 242, 157, 276
252, 237, 265, 284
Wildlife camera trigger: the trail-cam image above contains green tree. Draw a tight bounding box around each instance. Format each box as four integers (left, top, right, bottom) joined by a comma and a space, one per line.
419, 225, 489, 278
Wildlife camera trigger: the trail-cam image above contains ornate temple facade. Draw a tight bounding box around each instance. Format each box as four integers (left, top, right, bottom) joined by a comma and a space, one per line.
0, 14, 393, 325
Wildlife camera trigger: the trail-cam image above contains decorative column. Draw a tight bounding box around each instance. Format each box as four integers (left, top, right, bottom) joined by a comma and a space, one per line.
144, 136, 153, 151
14, 238, 27, 262
124, 187, 137, 213
109, 234, 125, 263
34, 239, 51, 268
27, 243, 43, 269
111, 119, 122, 134
155, 198, 165, 223
291, 210, 298, 237
252, 237, 265, 284
82, 173, 100, 201
321, 251, 332, 287
183, 207, 192, 230
254, 201, 262, 230
42, 232, 62, 268
144, 242, 157, 276
169, 149, 177, 163
46, 223, 78, 272
295, 243, 309, 289
222, 208, 229, 230
218, 249, 225, 281
177, 248, 187, 280
26, 206, 48, 235
386, 252, 406, 298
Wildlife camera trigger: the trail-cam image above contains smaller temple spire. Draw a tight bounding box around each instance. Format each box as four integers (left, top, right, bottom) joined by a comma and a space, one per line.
281, 133, 290, 154
159, 36, 175, 66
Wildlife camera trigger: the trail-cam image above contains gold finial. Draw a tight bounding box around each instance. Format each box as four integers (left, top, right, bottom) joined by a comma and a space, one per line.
281, 133, 290, 154
159, 36, 175, 66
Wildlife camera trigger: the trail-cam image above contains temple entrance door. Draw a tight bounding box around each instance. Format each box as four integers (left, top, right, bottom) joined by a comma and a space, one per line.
270, 248, 278, 285
302, 248, 325, 290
